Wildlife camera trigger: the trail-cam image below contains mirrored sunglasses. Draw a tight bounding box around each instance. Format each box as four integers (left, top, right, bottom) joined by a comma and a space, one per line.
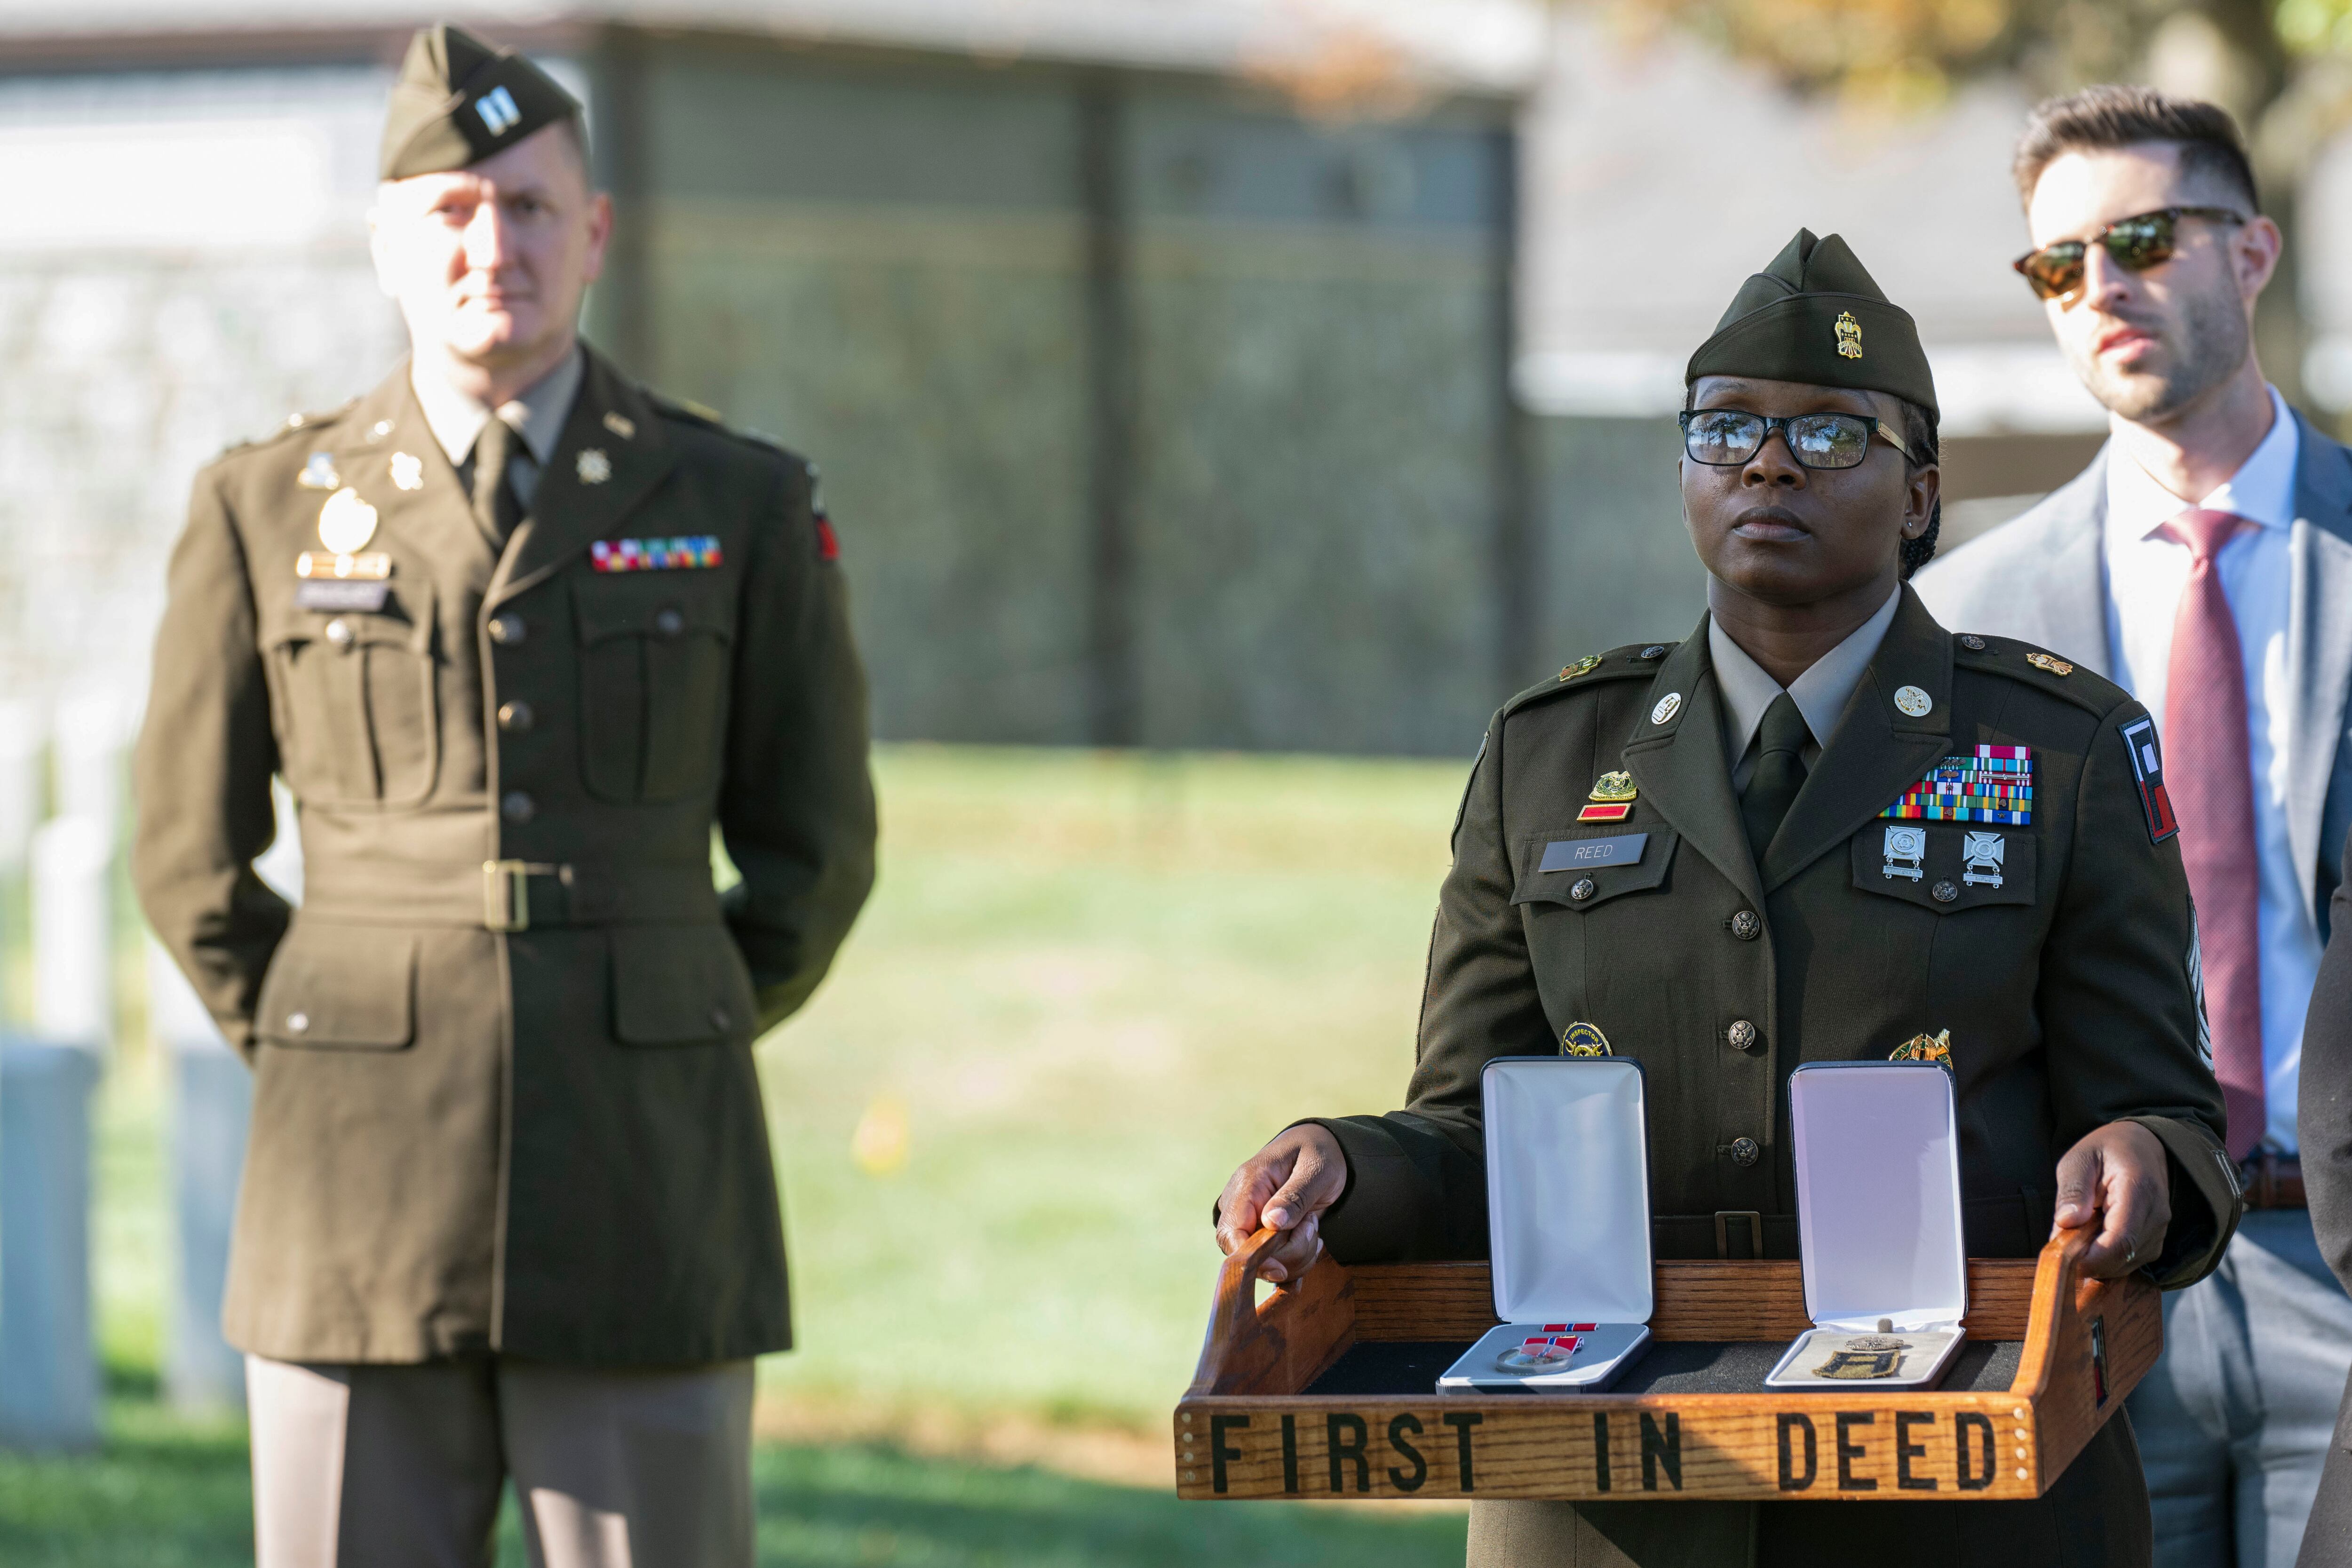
2012, 206, 2245, 302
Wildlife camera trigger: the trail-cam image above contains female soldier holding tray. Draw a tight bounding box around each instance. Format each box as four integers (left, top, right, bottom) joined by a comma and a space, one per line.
1213, 231, 2239, 1568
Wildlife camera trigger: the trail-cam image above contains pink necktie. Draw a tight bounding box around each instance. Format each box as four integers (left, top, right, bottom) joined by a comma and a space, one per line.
2157, 509, 2263, 1159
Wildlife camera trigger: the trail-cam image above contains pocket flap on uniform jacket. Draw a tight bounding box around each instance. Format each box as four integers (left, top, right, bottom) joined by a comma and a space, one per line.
1512, 825, 1678, 910
254, 924, 418, 1049
572, 573, 733, 646
1851, 823, 2036, 914
610, 925, 759, 1046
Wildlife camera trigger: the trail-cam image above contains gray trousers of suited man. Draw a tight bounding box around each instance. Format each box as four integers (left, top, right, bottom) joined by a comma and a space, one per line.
246, 1354, 755, 1568
2130, 1210, 2352, 1568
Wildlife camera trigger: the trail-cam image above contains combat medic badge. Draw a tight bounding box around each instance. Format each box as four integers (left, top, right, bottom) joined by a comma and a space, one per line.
1882, 825, 1926, 882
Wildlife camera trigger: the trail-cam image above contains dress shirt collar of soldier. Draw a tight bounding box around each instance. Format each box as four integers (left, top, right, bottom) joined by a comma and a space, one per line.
412, 342, 583, 471
1711, 585, 1899, 781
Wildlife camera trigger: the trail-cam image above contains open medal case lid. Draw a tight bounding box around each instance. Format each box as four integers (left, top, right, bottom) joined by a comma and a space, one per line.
1482, 1056, 1653, 1325
1789, 1061, 1967, 1331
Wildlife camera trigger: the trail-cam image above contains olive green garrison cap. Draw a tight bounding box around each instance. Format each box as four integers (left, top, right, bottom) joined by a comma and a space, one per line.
1685, 229, 1937, 419
380, 23, 582, 180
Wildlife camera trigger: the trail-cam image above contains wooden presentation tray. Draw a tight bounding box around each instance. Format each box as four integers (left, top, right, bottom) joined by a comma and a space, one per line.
1174, 1225, 2154, 1503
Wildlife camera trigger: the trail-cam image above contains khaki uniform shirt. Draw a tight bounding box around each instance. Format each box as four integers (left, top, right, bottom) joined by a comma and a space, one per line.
133, 344, 876, 1366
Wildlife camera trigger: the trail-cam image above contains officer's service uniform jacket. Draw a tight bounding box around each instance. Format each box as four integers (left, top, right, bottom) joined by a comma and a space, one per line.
1310, 588, 2241, 1564
134, 345, 876, 1367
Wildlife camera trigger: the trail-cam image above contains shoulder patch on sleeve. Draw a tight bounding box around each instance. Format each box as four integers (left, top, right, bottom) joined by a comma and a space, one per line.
2118, 713, 2179, 844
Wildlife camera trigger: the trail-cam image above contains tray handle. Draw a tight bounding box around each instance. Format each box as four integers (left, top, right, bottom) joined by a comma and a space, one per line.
1186, 1224, 1356, 1398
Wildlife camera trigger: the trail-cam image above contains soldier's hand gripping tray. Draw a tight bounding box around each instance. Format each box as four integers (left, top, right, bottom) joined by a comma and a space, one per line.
1438, 1058, 1654, 1392
1763, 1062, 1967, 1390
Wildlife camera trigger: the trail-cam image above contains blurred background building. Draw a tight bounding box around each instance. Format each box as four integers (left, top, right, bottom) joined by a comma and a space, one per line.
5, 0, 2352, 763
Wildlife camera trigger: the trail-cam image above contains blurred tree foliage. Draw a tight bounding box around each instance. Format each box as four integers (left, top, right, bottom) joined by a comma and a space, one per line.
1587, 0, 2352, 405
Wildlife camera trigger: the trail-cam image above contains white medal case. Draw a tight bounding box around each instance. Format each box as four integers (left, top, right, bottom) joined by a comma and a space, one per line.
1438, 1057, 1654, 1393
1764, 1061, 1968, 1391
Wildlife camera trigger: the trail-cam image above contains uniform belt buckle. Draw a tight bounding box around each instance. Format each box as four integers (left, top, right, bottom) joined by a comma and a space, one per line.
1715, 1210, 1764, 1260
484, 860, 530, 932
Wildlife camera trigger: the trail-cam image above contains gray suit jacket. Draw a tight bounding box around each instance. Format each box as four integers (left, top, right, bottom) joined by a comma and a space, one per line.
1913, 412, 2352, 942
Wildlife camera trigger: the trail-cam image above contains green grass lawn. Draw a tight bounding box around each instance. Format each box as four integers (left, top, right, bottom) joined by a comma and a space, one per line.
14, 744, 1477, 1565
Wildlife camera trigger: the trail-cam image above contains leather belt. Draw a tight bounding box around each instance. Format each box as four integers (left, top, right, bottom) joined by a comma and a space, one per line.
301, 860, 723, 931
2240, 1152, 2305, 1210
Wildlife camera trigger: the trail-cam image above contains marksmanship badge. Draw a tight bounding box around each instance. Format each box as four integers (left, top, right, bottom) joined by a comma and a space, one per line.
1882, 825, 1926, 882
1961, 831, 2005, 888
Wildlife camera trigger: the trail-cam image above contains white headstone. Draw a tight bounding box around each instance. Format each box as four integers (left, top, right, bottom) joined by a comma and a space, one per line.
0, 699, 48, 873
51, 686, 127, 844
31, 815, 112, 1049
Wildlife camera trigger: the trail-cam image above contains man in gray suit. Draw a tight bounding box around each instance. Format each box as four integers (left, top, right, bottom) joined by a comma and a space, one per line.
1916, 86, 2352, 1566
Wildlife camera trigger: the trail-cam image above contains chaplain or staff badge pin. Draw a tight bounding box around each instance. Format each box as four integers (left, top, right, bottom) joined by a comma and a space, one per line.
389, 452, 424, 492
317, 487, 378, 554
1562, 1022, 1613, 1058
1882, 825, 1926, 882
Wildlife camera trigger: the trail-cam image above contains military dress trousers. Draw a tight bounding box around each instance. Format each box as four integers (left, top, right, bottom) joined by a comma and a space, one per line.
1307, 588, 2240, 1568
133, 345, 877, 1366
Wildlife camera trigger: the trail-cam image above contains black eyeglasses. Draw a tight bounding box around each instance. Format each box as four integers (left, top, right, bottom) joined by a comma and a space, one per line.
2012, 206, 2245, 301
1678, 409, 1911, 471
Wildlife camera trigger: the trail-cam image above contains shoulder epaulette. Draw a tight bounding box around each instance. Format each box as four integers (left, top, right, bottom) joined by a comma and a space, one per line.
1951, 631, 2131, 720
215, 397, 357, 460
1503, 641, 1677, 717
648, 392, 800, 463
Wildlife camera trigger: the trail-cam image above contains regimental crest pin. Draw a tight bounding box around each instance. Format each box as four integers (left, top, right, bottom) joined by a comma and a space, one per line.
1961, 831, 2005, 888
1562, 1021, 1613, 1058
1889, 1028, 1954, 1073
1834, 310, 1864, 360
316, 487, 378, 554
389, 452, 424, 492
296, 452, 339, 490
576, 448, 613, 485
1589, 771, 1637, 803
1882, 825, 1926, 882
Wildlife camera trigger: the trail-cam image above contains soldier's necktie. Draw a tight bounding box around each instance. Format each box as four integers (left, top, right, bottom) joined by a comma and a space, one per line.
2157, 508, 2264, 1159
470, 414, 521, 546
1741, 691, 1810, 863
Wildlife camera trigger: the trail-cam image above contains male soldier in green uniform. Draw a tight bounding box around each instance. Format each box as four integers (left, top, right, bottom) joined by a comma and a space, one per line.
132, 25, 874, 1567
1216, 231, 2240, 1566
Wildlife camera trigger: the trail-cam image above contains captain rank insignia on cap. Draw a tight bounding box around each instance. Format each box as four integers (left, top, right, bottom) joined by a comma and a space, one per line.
589, 535, 724, 573
1562, 1021, 1613, 1058
297, 453, 340, 490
